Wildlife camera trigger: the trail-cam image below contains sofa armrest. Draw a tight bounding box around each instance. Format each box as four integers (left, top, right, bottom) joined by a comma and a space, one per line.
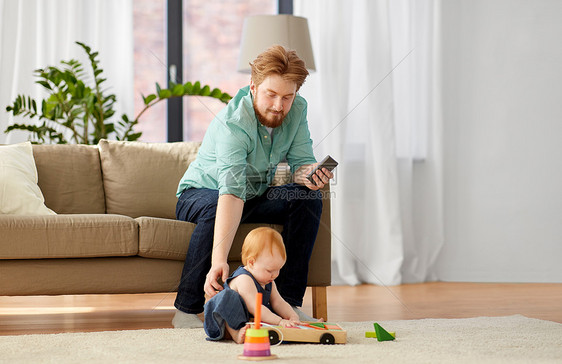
307, 183, 332, 286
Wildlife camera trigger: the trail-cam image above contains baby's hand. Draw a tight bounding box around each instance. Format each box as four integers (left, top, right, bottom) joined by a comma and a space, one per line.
278, 318, 302, 328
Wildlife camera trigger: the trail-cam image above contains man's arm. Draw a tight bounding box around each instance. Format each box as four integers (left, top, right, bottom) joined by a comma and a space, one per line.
204, 193, 244, 297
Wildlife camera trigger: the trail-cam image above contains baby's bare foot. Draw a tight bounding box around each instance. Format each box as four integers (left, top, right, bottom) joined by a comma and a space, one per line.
234, 324, 249, 344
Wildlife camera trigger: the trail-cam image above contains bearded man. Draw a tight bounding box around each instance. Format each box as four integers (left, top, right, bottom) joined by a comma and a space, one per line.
173, 45, 333, 328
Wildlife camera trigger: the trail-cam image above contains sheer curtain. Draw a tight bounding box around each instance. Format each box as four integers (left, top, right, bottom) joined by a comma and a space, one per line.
295, 0, 443, 285
0, 0, 133, 145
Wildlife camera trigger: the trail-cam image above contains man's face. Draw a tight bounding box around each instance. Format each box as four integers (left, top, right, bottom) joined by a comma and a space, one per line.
250, 74, 297, 128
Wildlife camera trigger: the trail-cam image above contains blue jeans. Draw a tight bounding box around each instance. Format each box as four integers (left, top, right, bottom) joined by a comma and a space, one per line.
174, 183, 323, 314
204, 288, 249, 340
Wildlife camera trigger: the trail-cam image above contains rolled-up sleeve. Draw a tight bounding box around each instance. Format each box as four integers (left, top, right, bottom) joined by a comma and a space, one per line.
215, 123, 250, 201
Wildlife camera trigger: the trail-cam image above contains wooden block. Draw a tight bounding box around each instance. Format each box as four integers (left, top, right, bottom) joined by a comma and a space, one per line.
374, 323, 396, 341
324, 324, 341, 330
308, 322, 326, 329
365, 331, 396, 339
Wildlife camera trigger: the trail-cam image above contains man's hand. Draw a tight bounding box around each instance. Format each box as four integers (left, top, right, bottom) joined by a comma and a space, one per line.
294, 163, 334, 190
204, 262, 230, 298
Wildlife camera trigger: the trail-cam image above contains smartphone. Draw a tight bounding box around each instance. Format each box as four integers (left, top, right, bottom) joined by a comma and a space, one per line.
306, 155, 338, 186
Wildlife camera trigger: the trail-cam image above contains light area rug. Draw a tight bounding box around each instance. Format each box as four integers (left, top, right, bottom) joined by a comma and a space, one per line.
1, 315, 561, 364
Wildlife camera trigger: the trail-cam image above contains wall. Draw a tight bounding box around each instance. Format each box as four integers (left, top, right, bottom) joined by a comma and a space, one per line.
435, 0, 562, 282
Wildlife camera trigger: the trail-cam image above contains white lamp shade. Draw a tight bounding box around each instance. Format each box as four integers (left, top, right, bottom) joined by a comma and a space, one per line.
237, 15, 316, 73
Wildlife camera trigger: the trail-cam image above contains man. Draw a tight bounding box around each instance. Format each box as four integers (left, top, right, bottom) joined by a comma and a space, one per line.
173, 45, 333, 328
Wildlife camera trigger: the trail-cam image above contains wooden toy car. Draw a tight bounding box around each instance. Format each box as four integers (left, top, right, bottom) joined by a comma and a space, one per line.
266, 322, 347, 344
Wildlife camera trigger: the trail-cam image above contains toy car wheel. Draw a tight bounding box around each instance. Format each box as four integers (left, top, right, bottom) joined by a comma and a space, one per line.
319, 333, 335, 344
268, 330, 280, 345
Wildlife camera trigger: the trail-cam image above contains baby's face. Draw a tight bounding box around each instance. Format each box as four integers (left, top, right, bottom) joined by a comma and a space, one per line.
247, 250, 286, 287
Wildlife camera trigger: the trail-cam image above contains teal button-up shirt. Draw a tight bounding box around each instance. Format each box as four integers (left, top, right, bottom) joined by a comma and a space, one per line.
176, 86, 316, 201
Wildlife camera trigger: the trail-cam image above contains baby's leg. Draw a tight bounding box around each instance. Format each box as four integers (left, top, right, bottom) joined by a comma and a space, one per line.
204, 288, 249, 341
225, 323, 249, 344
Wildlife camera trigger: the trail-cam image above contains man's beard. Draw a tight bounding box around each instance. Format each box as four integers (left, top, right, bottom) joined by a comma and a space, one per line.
253, 96, 286, 128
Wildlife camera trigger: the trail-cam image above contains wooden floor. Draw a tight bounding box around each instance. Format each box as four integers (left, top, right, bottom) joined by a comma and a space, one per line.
1, 282, 561, 335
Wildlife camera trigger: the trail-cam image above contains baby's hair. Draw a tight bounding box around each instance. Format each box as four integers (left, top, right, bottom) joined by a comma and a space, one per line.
241, 227, 286, 265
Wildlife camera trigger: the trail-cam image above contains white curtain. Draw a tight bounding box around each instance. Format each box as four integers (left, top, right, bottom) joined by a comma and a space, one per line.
0, 0, 133, 144
295, 0, 443, 285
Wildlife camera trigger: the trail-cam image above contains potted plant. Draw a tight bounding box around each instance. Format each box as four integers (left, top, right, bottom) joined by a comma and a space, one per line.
5, 41, 232, 144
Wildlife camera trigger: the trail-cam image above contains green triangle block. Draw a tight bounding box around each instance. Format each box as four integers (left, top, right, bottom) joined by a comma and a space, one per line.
308, 322, 326, 329
374, 323, 395, 342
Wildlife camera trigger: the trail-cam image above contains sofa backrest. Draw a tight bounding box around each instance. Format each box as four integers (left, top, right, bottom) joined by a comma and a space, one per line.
33, 144, 106, 214
98, 139, 200, 219
33, 140, 295, 219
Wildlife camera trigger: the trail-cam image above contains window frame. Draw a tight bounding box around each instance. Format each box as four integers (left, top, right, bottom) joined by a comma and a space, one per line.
166, 0, 292, 141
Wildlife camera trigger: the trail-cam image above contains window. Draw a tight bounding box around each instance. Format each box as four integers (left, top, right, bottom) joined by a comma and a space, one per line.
133, 0, 167, 142
181, 0, 276, 141
133, 0, 277, 142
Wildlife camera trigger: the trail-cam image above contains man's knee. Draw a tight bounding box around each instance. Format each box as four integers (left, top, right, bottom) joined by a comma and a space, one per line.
198, 200, 219, 221
176, 189, 220, 222
294, 185, 323, 210
309, 190, 323, 209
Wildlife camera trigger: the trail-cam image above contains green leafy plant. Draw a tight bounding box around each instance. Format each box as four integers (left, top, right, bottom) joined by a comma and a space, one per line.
136, 80, 232, 126
5, 41, 232, 144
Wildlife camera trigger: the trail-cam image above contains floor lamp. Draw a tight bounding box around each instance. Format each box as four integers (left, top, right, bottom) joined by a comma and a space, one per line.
237, 14, 316, 73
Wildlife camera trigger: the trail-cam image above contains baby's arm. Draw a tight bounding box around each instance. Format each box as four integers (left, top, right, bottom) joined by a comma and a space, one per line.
229, 274, 285, 326
269, 282, 302, 326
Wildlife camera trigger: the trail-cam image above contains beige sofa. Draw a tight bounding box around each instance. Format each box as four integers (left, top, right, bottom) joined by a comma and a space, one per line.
0, 140, 331, 319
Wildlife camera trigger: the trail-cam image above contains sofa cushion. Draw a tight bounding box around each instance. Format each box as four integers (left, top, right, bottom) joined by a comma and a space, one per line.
137, 216, 282, 261
32, 144, 106, 214
137, 217, 195, 260
0, 214, 137, 259
99, 140, 200, 219
0, 142, 55, 215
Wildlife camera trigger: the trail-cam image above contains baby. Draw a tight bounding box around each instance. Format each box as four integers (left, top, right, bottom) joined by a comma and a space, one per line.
204, 227, 302, 343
